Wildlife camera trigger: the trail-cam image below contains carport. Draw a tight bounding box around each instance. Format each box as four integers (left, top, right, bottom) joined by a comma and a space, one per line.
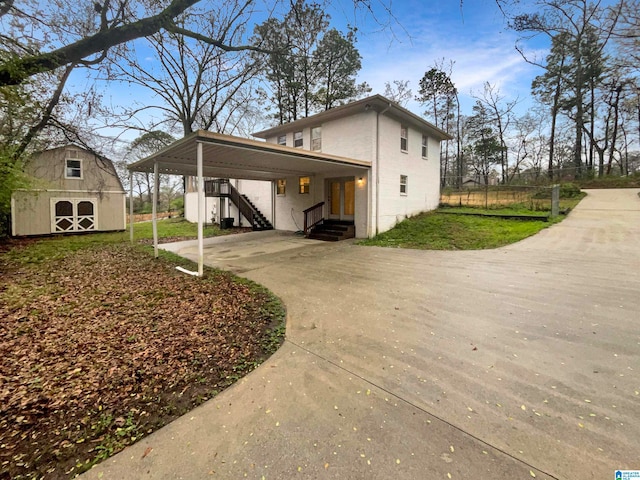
128, 130, 370, 276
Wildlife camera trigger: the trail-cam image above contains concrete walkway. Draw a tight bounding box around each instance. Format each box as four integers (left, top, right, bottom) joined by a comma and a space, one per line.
83, 189, 640, 480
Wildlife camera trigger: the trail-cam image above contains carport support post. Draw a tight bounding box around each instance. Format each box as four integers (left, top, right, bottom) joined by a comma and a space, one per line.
551, 184, 560, 218
152, 161, 159, 258
129, 171, 134, 243
197, 142, 204, 277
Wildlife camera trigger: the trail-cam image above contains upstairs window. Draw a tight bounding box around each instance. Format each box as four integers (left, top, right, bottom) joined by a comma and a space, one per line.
422, 134, 429, 158
65, 159, 82, 179
311, 126, 321, 151
299, 176, 310, 194
400, 125, 408, 152
400, 175, 408, 195
294, 131, 303, 148
277, 134, 286, 146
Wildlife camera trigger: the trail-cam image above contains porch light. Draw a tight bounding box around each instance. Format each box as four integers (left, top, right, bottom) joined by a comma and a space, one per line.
357, 177, 364, 186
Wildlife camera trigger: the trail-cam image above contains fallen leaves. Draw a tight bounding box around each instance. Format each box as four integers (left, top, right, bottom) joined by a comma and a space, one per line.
0, 243, 285, 480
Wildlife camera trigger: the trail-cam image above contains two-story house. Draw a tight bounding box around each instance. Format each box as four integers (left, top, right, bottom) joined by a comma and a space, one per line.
11, 145, 126, 236
174, 94, 450, 241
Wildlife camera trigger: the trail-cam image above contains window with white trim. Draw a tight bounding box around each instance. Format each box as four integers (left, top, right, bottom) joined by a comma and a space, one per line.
277, 134, 286, 146
294, 131, 303, 148
51, 198, 96, 232
400, 175, 408, 195
299, 176, 310, 194
65, 158, 82, 179
311, 126, 321, 151
277, 179, 286, 195
422, 134, 429, 159
400, 125, 408, 152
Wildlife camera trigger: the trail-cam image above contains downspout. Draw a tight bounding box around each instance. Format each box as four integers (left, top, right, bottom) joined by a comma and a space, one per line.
375, 103, 392, 235
271, 180, 276, 229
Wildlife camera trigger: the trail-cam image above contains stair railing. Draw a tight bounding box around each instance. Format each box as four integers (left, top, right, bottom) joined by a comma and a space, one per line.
303, 201, 325, 235
228, 181, 261, 229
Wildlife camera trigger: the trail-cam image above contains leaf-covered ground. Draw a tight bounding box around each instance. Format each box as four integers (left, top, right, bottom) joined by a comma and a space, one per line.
0, 242, 285, 479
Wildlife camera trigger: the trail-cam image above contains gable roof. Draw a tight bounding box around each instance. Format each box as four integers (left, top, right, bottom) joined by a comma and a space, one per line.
252, 94, 453, 141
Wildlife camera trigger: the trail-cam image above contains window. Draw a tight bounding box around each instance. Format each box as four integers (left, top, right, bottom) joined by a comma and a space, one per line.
65, 159, 82, 179
277, 179, 286, 195
299, 176, 310, 194
294, 131, 303, 148
400, 175, 408, 195
311, 126, 321, 151
422, 134, 429, 158
400, 125, 408, 152
277, 134, 286, 146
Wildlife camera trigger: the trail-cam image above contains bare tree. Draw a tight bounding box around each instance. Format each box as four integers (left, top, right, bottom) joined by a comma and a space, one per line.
383, 80, 412, 107
474, 82, 518, 184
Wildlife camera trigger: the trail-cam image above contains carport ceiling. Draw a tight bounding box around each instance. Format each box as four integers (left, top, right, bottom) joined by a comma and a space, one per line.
128, 130, 371, 181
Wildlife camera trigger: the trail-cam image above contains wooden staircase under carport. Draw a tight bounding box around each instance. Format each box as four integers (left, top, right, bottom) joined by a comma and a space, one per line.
303, 202, 355, 241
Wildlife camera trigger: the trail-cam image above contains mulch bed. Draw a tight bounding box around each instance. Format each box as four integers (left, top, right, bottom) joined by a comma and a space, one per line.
0, 243, 285, 479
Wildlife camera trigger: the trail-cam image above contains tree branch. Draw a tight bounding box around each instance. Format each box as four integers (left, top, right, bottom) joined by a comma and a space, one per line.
0, 0, 201, 86
165, 24, 276, 54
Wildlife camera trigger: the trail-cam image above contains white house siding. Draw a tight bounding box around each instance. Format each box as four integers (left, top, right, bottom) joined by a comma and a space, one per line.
186, 180, 272, 227
273, 174, 323, 233
265, 112, 375, 238
375, 115, 441, 233
226, 179, 273, 227
184, 192, 217, 224
12, 190, 126, 236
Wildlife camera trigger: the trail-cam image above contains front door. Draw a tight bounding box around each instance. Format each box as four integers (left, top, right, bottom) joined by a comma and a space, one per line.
328, 178, 355, 221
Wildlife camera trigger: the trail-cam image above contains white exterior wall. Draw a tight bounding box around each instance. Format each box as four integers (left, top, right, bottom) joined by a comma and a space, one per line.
375, 115, 441, 233
233, 179, 273, 225
185, 180, 272, 227
273, 174, 323, 233
184, 192, 217, 223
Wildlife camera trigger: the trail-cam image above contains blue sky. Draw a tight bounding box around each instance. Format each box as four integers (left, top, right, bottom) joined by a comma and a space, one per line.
80, 0, 551, 144
342, 0, 546, 117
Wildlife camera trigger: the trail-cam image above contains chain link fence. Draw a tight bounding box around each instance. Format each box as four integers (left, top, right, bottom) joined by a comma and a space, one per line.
440, 185, 562, 213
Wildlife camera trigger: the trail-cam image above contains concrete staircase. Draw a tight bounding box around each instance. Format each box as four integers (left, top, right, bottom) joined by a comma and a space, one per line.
307, 220, 355, 241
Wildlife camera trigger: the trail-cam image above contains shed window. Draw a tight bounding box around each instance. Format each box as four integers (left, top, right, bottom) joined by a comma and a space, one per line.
299, 176, 310, 194
65, 159, 82, 179
400, 175, 408, 195
294, 131, 303, 148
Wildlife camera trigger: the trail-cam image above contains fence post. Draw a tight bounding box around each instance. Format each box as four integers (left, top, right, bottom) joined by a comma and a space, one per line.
551, 184, 560, 217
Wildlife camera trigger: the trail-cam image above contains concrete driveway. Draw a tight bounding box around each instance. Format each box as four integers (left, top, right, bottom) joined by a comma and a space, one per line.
84, 189, 640, 480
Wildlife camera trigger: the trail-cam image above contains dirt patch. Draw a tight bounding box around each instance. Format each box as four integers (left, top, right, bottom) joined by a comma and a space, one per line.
0, 244, 285, 479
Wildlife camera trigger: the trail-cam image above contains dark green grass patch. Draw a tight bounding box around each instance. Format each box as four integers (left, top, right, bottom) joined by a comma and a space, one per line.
359, 211, 560, 250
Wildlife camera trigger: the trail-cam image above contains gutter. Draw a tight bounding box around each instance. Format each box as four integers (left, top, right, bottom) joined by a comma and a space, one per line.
375, 103, 392, 235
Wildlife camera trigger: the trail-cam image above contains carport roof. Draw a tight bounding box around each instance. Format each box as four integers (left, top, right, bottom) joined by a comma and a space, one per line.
128, 130, 370, 181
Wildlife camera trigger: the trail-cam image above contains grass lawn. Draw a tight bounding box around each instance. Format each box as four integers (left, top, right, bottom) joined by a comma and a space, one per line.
359, 212, 553, 249
0, 220, 285, 479
360, 192, 586, 250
